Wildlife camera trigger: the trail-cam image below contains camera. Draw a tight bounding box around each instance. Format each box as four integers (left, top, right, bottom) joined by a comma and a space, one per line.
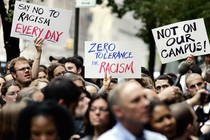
196, 84, 210, 123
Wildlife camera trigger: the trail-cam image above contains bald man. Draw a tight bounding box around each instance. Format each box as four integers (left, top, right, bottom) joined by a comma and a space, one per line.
186, 73, 206, 97
98, 81, 167, 140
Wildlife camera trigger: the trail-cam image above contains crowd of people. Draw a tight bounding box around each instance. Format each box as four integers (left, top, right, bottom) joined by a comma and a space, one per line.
0, 37, 210, 140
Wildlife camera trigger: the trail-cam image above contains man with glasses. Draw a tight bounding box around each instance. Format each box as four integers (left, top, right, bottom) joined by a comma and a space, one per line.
9, 37, 44, 88
9, 57, 32, 88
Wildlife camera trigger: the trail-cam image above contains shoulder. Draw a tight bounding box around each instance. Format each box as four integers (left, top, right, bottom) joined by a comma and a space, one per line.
144, 130, 168, 140
97, 126, 121, 140
80, 135, 92, 140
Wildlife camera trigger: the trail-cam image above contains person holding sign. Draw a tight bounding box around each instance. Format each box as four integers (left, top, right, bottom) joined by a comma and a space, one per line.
9, 37, 44, 89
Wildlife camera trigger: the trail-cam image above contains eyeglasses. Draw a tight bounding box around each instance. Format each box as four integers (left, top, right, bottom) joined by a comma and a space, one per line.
189, 82, 204, 89
16, 66, 31, 72
89, 107, 108, 112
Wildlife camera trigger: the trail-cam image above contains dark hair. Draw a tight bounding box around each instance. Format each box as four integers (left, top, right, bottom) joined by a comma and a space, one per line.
154, 74, 174, 86
1, 80, 20, 96
16, 101, 74, 140
39, 65, 48, 74
146, 101, 170, 130
150, 101, 169, 112
170, 102, 194, 137
65, 56, 83, 70
63, 71, 85, 85
47, 63, 65, 81
141, 67, 151, 77
73, 55, 84, 64
65, 56, 84, 77
190, 65, 202, 75
84, 93, 116, 135
62, 72, 91, 99
43, 78, 82, 115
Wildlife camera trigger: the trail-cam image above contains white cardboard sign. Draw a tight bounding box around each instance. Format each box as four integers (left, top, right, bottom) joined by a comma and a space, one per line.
84, 41, 142, 78
11, 1, 72, 46
152, 18, 210, 64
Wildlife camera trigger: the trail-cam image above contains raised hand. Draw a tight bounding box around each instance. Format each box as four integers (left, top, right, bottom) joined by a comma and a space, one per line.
34, 37, 44, 52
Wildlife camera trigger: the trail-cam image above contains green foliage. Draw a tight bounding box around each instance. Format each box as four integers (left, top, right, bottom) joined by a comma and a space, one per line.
102, 0, 210, 43
5, 5, 14, 23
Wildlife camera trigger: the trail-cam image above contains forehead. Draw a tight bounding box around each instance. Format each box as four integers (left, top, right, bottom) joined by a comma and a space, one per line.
155, 79, 169, 86
54, 66, 65, 72
92, 98, 107, 106
65, 62, 76, 67
14, 60, 29, 67
31, 115, 55, 125
153, 105, 169, 114
120, 82, 143, 102
7, 85, 20, 91
39, 71, 47, 75
186, 74, 203, 85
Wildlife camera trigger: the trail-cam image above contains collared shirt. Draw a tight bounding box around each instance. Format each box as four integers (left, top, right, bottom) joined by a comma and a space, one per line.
97, 122, 168, 140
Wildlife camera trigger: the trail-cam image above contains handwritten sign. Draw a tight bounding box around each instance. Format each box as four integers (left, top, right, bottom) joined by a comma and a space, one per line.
76, 0, 96, 8
11, 1, 72, 46
152, 18, 210, 64
84, 41, 142, 78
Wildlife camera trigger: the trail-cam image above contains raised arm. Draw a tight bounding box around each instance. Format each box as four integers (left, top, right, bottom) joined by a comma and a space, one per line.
32, 37, 44, 80
98, 73, 112, 94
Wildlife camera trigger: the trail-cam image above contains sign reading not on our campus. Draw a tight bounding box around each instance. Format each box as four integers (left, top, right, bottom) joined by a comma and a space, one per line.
152, 18, 210, 64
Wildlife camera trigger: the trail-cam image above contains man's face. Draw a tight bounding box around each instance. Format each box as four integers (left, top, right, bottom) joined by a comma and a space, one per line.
155, 79, 170, 93
186, 74, 205, 96
13, 60, 32, 84
116, 82, 150, 126
65, 62, 79, 74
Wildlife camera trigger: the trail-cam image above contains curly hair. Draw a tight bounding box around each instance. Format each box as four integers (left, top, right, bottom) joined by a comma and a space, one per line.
16, 101, 74, 140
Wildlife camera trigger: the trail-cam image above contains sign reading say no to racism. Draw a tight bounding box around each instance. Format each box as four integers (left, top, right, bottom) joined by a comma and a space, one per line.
11, 1, 72, 46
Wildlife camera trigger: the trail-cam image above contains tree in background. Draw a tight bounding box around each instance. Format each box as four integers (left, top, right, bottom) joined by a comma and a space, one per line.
97, 0, 210, 79
0, 0, 44, 62
0, 0, 20, 62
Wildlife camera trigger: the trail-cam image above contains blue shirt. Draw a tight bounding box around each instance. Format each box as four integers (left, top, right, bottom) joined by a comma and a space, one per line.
97, 122, 168, 140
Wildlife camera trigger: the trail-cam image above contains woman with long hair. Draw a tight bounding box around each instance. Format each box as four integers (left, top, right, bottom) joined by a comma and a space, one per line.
81, 93, 116, 140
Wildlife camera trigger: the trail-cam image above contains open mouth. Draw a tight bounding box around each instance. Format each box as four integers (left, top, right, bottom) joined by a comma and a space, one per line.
25, 74, 31, 78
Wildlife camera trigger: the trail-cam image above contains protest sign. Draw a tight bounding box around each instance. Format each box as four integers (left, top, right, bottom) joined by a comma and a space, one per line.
152, 18, 210, 64
11, 1, 72, 46
76, 0, 96, 8
84, 41, 142, 78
